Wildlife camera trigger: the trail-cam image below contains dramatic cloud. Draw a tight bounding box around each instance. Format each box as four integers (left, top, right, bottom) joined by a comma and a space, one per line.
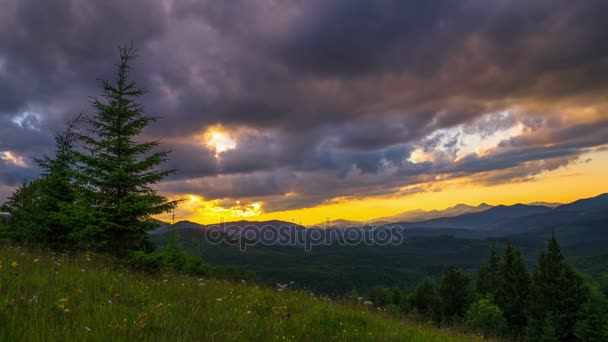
1, 0, 607, 215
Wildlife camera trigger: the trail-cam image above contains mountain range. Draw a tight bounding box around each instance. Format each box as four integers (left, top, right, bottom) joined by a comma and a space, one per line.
153, 193, 606, 241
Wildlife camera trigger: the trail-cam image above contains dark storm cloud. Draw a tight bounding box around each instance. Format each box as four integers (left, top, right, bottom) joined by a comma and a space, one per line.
1, 0, 608, 210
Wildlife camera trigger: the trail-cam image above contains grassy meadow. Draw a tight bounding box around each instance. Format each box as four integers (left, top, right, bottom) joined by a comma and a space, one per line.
0, 242, 484, 341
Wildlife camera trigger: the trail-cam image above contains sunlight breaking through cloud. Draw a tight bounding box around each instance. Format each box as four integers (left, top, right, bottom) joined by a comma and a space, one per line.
201, 125, 237, 159
0, 151, 27, 167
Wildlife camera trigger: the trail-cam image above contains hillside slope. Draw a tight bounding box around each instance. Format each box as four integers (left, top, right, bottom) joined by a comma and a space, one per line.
0, 243, 479, 341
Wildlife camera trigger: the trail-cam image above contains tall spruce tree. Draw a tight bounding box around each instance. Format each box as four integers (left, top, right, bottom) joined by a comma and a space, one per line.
497, 243, 530, 335
476, 243, 501, 298
74, 45, 178, 255
525, 233, 588, 341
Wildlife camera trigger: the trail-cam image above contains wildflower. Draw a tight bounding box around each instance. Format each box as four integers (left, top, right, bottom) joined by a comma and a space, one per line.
85, 326, 92, 332
64, 308, 71, 313
246, 310, 252, 314
11, 261, 17, 267
81, 269, 86, 272
136, 312, 148, 328
108, 299, 113, 305
216, 298, 223, 302
33, 259, 39, 263
60, 298, 68, 303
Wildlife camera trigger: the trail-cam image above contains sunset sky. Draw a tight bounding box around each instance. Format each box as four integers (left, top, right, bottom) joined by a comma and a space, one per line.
1, 0, 607, 225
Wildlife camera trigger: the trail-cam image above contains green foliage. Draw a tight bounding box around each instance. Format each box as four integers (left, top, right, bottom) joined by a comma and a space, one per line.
126, 250, 165, 273
71, 46, 178, 255
439, 266, 470, 322
209, 265, 256, 282
475, 243, 501, 298
526, 232, 589, 341
497, 242, 530, 335
370, 286, 393, 307
574, 284, 608, 341
410, 278, 441, 322
0, 120, 80, 247
464, 296, 508, 337
125, 232, 209, 276
0, 180, 44, 242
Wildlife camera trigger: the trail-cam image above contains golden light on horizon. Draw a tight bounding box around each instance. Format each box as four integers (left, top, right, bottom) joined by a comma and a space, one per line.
157, 194, 264, 224
157, 149, 608, 226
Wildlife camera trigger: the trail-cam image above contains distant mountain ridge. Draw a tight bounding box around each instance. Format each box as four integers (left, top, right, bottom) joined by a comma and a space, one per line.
370, 203, 493, 225
153, 193, 607, 240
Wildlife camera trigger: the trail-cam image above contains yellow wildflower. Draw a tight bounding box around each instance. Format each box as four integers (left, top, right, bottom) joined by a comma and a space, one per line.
11, 261, 17, 267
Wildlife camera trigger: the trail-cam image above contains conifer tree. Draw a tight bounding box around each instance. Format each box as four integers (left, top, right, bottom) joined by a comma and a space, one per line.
73, 45, 178, 255
0, 179, 43, 241
574, 283, 608, 341
526, 233, 588, 341
497, 243, 530, 335
439, 266, 470, 322
411, 277, 441, 322
476, 243, 501, 298
32, 117, 80, 245
1, 119, 79, 246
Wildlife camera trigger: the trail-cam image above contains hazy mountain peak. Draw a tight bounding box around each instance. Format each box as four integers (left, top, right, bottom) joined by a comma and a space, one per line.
371, 202, 493, 224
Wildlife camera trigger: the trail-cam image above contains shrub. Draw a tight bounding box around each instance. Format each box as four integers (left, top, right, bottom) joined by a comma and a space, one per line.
370, 286, 392, 307
465, 297, 508, 337
210, 265, 256, 281
411, 278, 441, 322
126, 251, 164, 273
183, 256, 210, 276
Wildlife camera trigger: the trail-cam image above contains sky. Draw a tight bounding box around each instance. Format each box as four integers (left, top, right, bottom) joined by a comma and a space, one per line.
1, 0, 607, 225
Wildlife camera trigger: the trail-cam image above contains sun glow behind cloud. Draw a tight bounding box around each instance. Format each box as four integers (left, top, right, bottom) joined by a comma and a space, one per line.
201, 125, 236, 158
0, 151, 27, 167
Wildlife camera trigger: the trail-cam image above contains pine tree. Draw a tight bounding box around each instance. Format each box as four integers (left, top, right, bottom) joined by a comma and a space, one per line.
476, 243, 501, 298
73, 45, 178, 255
439, 266, 470, 322
526, 233, 588, 341
497, 243, 530, 335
